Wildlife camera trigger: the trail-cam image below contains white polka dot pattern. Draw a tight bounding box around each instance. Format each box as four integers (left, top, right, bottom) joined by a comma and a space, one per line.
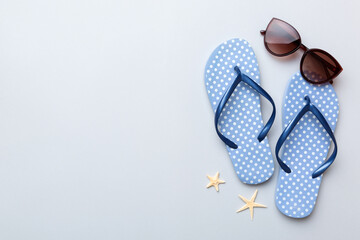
275, 72, 339, 218
204, 38, 274, 184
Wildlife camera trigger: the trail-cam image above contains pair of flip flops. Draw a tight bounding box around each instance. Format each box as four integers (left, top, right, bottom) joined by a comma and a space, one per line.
204, 38, 339, 218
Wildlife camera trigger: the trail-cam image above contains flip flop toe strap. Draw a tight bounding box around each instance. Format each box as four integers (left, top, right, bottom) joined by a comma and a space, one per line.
214, 66, 276, 149
275, 96, 338, 178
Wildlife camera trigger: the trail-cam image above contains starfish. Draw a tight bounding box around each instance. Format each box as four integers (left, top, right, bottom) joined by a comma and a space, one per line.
236, 189, 266, 220
206, 172, 225, 192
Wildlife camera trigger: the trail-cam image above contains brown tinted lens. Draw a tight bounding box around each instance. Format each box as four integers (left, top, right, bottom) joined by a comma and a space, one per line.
264, 18, 301, 56
302, 50, 340, 83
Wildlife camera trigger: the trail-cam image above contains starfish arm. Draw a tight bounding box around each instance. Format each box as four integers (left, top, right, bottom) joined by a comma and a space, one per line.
215, 172, 219, 178
206, 183, 213, 188
250, 189, 258, 202
238, 195, 250, 204
250, 206, 254, 220
207, 175, 213, 180
217, 179, 225, 184
253, 203, 267, 208
214, 184, 219, 191
236, 205, 249, 213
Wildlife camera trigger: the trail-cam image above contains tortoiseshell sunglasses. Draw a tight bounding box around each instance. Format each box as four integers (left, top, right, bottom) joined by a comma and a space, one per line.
261, 18, 343, 84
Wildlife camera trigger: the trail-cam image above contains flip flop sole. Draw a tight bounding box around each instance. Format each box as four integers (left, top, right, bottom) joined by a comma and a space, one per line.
204, 38, 274, 184
275, 72, 339, 218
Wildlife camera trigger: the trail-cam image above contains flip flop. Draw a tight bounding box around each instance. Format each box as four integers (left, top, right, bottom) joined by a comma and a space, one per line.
275, 72, 339, 218
204, 38, 276, 184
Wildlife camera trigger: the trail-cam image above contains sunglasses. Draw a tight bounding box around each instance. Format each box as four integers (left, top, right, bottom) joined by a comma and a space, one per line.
261, 18, 343, 84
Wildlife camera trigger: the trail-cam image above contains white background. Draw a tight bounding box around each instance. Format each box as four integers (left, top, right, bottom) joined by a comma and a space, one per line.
0, 0, 359, 239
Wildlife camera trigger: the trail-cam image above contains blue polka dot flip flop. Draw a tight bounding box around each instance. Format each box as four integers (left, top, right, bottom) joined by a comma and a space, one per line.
275, 72, 339, 218
204, 38, 276, 184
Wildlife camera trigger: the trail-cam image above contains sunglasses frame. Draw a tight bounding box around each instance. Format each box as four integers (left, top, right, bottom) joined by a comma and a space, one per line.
261, 18, 343, 84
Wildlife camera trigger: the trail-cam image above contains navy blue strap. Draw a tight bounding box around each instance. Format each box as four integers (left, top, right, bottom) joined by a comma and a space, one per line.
275, 96, 338, 178
214, 66, 276, 149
